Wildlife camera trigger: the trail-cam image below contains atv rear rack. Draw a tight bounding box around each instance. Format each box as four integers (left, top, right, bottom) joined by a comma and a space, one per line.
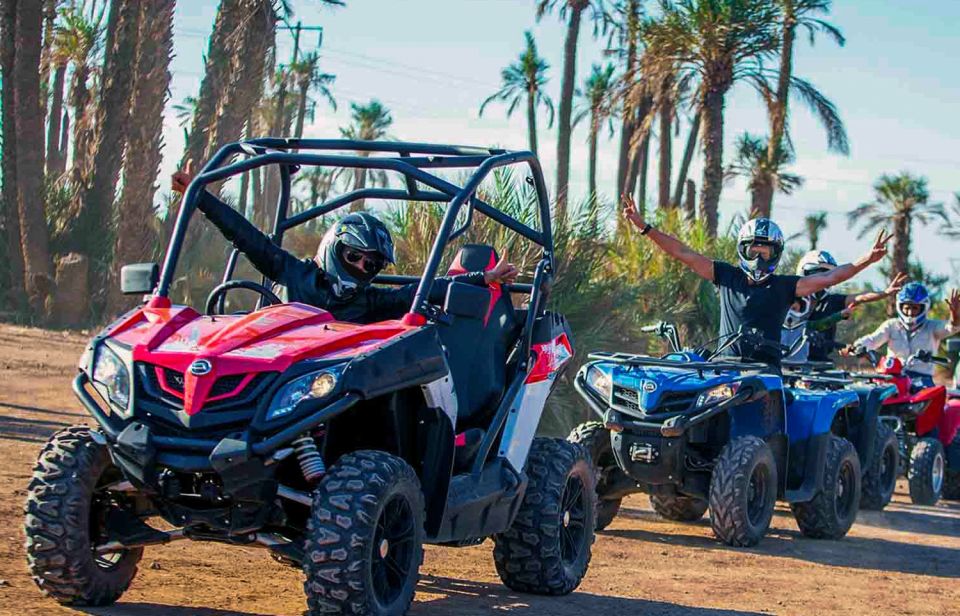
587, 351, 769, 373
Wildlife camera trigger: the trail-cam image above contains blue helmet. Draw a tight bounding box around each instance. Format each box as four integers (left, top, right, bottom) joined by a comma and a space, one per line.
896, 282, 930, 331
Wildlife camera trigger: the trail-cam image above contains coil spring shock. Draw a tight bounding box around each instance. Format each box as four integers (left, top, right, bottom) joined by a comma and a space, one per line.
292, 433, 325, 483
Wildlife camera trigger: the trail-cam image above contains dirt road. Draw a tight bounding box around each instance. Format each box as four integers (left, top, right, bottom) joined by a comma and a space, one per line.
0, 324, 958, 616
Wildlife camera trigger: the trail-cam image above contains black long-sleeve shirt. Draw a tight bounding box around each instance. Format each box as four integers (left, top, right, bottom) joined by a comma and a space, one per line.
197, 192, 486, 323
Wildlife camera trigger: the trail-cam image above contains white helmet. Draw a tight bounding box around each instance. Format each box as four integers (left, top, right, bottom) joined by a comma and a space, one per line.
784, 296, 814, 330
737, 218, 785, 283
796, 250, 838, 300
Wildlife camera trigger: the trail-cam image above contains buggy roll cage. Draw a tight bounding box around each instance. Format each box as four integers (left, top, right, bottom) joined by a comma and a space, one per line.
157, 139, 554, 323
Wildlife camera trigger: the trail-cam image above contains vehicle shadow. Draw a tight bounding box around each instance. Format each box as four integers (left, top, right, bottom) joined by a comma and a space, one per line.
413, 576, 766, 615
0, 414, 69, 443
604, 524, 960, 578
0, 400, 86, 419
843, 506, 960, 539
79, 604, 274, 616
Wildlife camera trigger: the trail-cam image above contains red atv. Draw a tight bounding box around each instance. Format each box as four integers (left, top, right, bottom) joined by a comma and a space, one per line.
23, 140, 590, 615
851, 348, 960, 505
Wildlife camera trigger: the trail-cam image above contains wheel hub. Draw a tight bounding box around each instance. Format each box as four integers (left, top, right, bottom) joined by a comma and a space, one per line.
933, 453, 944, 494
563, 510, 571, 527
378, 538, 390, 559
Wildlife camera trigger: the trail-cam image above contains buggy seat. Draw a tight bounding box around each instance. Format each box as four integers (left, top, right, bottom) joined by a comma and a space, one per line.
440, 244, 520, 429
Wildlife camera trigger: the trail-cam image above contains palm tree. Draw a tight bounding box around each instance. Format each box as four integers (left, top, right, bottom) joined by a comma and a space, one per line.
725, 133, 803, 216
643, 0, 780, 236
479, 30, 554, 157
340, 100, 393, 211
0, 0, 25, 307
655, 72, 674, 209
111, 0, 175, 313
173, 95, 198, 148
605, 0, 644, 199
288, 51, 336, 140
573, 63, 616, 200
536, 0, 606, 223
12, 0, 54, 314
847, 173, 948, 280
793, 211, 828, 250
758, 0, 846, 217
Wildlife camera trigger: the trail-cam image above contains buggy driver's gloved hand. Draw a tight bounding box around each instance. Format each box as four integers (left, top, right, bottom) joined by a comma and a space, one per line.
171, 159, 194, 193
483, 256, 518, 285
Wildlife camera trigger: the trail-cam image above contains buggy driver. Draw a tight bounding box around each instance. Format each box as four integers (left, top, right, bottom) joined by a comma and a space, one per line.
621, 194, 890, 366
172, 166, 518, 323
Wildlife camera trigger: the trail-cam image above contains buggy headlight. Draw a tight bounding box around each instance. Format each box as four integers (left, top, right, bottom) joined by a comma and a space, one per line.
266, 366, 344, 421
697, 383, 740, 407
92, 345, 130, 411
584, 365, 613, 400
905, 400, 930, 416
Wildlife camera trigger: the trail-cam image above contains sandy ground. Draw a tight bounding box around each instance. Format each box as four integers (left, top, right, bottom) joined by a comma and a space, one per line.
0, 323, 958, 616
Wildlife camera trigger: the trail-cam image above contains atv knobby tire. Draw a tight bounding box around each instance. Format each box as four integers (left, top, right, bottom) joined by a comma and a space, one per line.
568, 421, 623, 530
791, 436, 861, 539
303, 450, 425, 616
942, 433, 960, 501
908, 438, 945, 506
708, 436, 777, 547
24, 426, 143, 606
650, 494, 709, 522
861, 423, 898, 510
494, 438, 595, 595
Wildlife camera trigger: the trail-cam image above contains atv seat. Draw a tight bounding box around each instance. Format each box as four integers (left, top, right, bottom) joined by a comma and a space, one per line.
439, 244, 520, 430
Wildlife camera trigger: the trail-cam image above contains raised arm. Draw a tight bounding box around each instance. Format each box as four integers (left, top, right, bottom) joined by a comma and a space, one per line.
845, 272, 906, 308
796, 229, 891, 298
622, 194, 714, 281
935, 289, 960, 341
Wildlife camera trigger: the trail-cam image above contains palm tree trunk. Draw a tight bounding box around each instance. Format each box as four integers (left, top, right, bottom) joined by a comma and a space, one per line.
699, 86, 725, 237
889, 212, 910, 314
657, 90, 673, 209
636, 133, 649, 215
526, 88, 538, 156
67, 65, 91, 191
294, 80, 309, 140
57, 109, 69, 174
554, 6, 584, 222
0, 0, 25, 308
13, 0, 54, 314
683, 179, 696, 221
110, 0, 175, 314
252, 165, 264, 226
68, 0, 139, 297
750, 175, 775, 219
615, 56, 638, 199
46, 62, 66, 179
38, 0, 55, 122
672, 111, 700, 206
762, 3, 795, 218
351, 163, 369, 212
588, 118, 598, 201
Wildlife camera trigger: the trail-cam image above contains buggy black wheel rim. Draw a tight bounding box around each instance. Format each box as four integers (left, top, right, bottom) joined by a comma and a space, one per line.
559, 473, 587, 566
836, 459, 856, 519
746, 463, 769, 527
371, 494, 416, 607
881, 443, 897, 490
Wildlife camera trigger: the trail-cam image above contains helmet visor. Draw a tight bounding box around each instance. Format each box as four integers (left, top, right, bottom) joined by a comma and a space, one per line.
899, 302, 924, 318
745, 243, 775, 260
339, 245, 386, 280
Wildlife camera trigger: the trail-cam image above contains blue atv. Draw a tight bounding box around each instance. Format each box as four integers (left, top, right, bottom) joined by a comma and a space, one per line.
570, 323, 864, 546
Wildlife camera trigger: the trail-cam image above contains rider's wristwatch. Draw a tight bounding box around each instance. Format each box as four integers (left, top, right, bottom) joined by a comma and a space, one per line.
640, 223, 653, 236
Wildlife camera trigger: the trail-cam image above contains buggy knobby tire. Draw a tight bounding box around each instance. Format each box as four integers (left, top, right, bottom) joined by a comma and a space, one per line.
303, 450, 425, 616
650, 494, 709, 522
861, 423, 898, 510
494, 437, 595, 595
568, 421, 622, 530
908, 438, 945, 506
24, 426, 143, 606
708, 436, 777, 547
791, 436, 861, 539
944, 432, 960, 500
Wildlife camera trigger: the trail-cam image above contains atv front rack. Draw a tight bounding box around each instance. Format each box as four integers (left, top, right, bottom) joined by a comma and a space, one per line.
587, 351, 769, 373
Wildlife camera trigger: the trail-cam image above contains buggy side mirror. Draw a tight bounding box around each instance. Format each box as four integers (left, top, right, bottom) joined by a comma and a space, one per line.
444, 282, 488, 321
120, 263, 159, 295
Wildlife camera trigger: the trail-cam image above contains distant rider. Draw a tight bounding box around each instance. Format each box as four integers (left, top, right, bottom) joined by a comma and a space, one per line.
847, 282, 960, 386
171, 165, 517, 323
621, 195, 890, 366
782, 250, 907, 361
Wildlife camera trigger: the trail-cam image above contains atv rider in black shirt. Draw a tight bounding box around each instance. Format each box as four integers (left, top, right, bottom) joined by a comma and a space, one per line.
172, 167, 518, 323
621, 194, 891, 366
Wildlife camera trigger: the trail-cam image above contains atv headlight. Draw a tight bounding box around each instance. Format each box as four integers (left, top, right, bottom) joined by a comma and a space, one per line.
696, 383, 740, 408
904, 400, 930, 416
584, 365, 613, 400
92, 345, 130, 411
266, 366, 344, 421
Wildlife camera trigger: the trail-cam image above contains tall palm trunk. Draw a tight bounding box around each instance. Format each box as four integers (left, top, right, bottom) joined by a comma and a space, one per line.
554, 5, 585, 222
66, 64, 91, 189
750, 175, 774, 218
699, 84, 726, 236
68, 0, 139, 294
672, 111, 700, 206
761, 1, 796, 218
46, 62, 67, 178
38, 0, 55, 121
0, 0, 25, 307
351, 164, 368, 212
657, 82, 673, 209
889, 211, 910, 314
682, 179, 696, 221
587, 116, 598, 200
636, 133, 649, 213
615, 58, 638, 198
13, 0, 53, 314
294, 79, 309, 140
111, 0, 175, 314
526, 87, 538, 156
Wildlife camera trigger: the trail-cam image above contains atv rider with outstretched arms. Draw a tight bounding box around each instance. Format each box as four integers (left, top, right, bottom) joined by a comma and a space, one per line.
846, 282, 960, 386
784, 250, 907, 361
172, 165, 518, 323
621, 194, 890, 366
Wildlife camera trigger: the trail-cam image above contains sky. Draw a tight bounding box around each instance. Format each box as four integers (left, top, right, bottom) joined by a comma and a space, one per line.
164, 0, 960, 287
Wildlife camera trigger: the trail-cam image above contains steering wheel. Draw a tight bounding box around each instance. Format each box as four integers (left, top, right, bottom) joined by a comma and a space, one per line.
205, 280, 282, 315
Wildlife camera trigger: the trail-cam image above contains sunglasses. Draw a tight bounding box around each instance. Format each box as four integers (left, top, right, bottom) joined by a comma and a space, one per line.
342, 247, 385, 273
